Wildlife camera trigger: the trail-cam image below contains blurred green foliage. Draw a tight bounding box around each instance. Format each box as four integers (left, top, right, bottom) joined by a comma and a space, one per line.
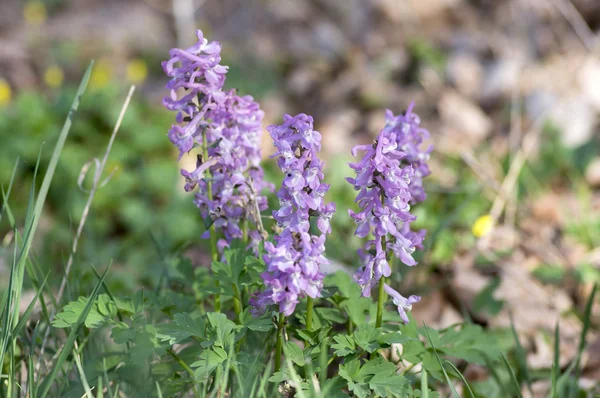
0, 86, 204, 291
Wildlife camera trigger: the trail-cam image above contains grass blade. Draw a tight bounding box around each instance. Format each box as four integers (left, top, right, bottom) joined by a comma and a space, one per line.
11, 61, 94, 347
444, 360, 475, 398
0, 231, 20, 375
422, 323, 459, 398
155, 381, 163, 398
557, 283, 597, 391
551, 322, 560, 398
10, 274, 49, 340
0, 157, 19, 225
501, 353, 523, 398
37, 263, 111, 398
509, 314, 532, 395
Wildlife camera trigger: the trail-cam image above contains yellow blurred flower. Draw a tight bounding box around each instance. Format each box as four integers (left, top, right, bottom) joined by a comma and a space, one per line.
44, 65, 64, 88
23, 1, 46, 26
126, 59, 148, 84
90, 59, 112, 90
0, 79, 12, 106
472, 214, 493, 238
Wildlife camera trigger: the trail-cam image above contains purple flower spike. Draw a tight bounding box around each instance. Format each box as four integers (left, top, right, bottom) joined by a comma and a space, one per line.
253, 114, 336, 316
163, 30, 272, 253
348, 106, 431, 323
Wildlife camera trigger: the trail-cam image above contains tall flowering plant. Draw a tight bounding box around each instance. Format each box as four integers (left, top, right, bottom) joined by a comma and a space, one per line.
158, 29, 439, 391
253, 114, 336, 317
162, 30, 271, 260
347, 104, 431, 325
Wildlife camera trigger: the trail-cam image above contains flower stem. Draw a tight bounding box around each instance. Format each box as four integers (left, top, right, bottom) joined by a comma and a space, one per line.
375, 190, 388, 329
306, 297, 314, 331
274, 313, 286, 373
232, 283, 243, 322
202, 131, 220, 312
375, 275, 386, 328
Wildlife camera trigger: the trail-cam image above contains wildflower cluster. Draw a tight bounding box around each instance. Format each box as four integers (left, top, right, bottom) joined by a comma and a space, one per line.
253, 114, 336, 316
162, 30, 270, 251
347, 103, 431, 323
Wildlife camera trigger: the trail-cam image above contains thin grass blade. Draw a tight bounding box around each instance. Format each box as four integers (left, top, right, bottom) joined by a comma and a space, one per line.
0, 157, 19, 225
444, 360, 475, 398
501, 353, 523, 398
423, 323, 459, 398
10, 274, 48, 340
509, 314, 532, 395
551, 322, 560, 398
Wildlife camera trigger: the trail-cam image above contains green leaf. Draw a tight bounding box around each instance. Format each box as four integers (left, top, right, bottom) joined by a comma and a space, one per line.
332, 335, 356, 357
379, 332, 411, 346
38, 259, 109, 398
155, 313, 205, 345
326, 272, 370, 325
206, 312, 238, 348
354, 325, 382, 353
192, 346, 227, 381
284, 341, 305, 366
316, 307, 346, 324
240, 309, 272, 332
224, 243, 245, 284
53, 294, 115, 328
473, 277, 504, 316
339, 360, 370, 398
369, 372, 409, 396
111, 322, 136, 345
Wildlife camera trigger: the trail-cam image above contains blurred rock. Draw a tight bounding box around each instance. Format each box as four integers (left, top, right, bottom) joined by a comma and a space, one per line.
438, 91, 493, 150
531, 193, 563, 225
550, 96, 596, 148
578, 57, 600, 111
585, 157, 600, 187
375, 0, 461, 22
481, 59, 520, 101
412, 290, 463, 329
523, 380, 551, 398
320, 108, 360, 155
525, 90, 557, 121
41, 3, 170, 55
287, 67, 320, 96
366, 110, 386, 136
447, 53, 482, 98
267, 0, 312, 22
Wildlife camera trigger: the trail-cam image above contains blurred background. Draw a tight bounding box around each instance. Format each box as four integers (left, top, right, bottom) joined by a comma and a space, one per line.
1, 0, 600, 392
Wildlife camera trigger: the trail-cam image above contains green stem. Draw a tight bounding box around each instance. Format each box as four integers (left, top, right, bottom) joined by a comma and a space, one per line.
375, 275, 386, 328
375, 189, 388, 329
168, 348, 199, 398
202, 131, 220, 312
242, 219, 248, 242
274, 313, 286, 373
306, 297, 314, 331
232, 283, 243, 322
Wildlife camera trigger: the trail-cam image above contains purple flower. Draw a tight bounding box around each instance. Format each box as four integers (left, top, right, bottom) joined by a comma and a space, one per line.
384, 284, 420, 324
382, 104, 432, 203
348, 105, 431, 323
163, 30, 272, 253
253, 114, 336, 316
